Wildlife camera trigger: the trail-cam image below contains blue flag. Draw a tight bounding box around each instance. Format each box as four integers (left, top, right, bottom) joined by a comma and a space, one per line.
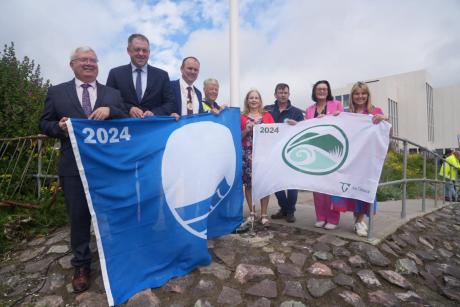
67, 108, 243, 306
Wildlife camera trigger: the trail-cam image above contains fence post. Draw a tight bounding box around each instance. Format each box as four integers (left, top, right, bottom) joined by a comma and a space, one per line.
37, 138, 43, 198
435, 156, 438, 207
401, 141, 408, 219
367, 193, 375, 240
422, 150, 426, 212
450, 161, 454, 202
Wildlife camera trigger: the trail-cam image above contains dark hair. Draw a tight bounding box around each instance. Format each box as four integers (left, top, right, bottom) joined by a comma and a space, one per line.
275, 83, 289, 93
311, 80, 333, 102
128, 34, 149, 45
181, 56, 200, 68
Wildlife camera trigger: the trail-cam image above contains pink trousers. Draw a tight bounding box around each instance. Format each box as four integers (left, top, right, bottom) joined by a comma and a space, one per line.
313, 192, 340, 225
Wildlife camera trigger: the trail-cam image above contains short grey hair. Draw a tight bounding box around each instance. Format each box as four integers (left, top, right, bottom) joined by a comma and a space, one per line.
203, 78, 219, 88
70, 46, 97, 61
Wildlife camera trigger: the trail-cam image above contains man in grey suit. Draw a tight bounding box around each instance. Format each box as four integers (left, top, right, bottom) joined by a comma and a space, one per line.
39, 46, 127, 293
106, 34, 175, 117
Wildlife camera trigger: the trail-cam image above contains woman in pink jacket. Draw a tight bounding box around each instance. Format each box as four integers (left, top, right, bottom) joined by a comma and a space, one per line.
304, 80, 344, 230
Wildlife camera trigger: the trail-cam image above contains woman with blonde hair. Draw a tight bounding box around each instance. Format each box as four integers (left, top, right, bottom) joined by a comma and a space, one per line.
330, 81, 387, 236
348, 81, 386, 123
240, 89, 274, 226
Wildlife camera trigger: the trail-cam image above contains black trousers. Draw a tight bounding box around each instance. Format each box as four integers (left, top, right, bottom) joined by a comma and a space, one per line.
60, 176, 92, 268
275, 189, 298, 215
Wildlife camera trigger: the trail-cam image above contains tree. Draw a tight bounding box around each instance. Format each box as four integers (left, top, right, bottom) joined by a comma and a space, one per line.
0, 42, 50, 138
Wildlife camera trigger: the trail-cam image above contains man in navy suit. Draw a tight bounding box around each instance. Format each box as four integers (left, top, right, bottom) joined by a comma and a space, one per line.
170, 57, 203, 119
39, 46, 127, 293
106, 34, 175, 117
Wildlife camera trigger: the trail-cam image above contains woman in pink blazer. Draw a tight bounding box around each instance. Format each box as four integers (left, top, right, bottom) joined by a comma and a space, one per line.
304, 80, 344, 230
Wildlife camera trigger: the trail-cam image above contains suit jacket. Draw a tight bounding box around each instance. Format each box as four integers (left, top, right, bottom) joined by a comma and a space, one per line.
106, 64, 175, 115
170, 79, 203, 114
39, 80, 127, 176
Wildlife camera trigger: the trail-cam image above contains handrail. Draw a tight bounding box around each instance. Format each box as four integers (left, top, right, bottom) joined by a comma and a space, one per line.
0, 135, 59, 204
1, 134, 459, 242
370, 136, 459, 240
390, 135, 457, 166
0, 134, 49, 142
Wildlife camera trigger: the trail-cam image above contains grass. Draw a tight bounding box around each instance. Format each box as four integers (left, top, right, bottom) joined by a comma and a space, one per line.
0, 195, 67, 256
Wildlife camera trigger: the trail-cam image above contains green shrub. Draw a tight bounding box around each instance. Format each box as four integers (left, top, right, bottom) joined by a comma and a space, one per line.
377, 150, 439, 201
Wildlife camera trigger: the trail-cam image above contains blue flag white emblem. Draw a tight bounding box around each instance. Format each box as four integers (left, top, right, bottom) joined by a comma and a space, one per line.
67, 108, 243, 306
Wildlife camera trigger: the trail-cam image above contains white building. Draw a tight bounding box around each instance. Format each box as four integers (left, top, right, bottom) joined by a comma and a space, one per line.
333, 70, 460, 152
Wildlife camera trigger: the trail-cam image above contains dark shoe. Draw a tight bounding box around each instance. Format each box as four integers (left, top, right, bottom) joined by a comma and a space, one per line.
285, 214, 296, 223
72, 266, 90, 293
271, 210, 286, 219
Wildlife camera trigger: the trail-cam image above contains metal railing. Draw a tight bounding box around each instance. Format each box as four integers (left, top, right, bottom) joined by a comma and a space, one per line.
0, 135, 59, 207
368, 136, 459, 239
1, 134, 459, 241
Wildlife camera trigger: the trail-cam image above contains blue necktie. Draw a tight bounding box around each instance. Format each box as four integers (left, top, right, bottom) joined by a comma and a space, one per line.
135, 68, 142, 102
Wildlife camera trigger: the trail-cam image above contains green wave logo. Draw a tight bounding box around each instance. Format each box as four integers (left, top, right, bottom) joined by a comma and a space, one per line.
282, 124, 348, 175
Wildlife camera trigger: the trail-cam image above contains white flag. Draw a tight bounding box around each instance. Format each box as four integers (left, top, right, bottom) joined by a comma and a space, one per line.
252, 112, 391, 203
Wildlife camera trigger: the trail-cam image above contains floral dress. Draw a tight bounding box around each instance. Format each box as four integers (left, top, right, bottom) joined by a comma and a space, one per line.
241, 113, 274, 187
242, 116, 262, 187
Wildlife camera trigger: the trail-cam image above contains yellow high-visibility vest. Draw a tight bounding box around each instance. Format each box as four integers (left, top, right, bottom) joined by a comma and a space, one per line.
440, 154, 460, 181
201, 100, 219, 113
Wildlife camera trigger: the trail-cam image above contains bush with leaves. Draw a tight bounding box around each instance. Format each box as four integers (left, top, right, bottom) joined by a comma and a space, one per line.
377, 150, 438, 201
0, 43, 67, 256
0, 42, 50, 138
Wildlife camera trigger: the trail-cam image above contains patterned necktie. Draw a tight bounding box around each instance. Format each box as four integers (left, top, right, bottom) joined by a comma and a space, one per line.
135, 68, 142, 102
81, 83, 92, 117
186, 86, 193, 115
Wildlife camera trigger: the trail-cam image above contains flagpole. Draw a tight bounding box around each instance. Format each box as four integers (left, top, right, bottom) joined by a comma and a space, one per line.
230, 0, 254, 232
229, 0, 240, 108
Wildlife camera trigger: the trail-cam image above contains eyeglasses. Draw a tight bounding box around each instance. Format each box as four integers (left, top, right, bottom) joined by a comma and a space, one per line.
72, 57, 98, 64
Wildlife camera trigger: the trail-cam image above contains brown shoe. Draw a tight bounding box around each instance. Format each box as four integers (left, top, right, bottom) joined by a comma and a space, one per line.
72, 266, 90, 293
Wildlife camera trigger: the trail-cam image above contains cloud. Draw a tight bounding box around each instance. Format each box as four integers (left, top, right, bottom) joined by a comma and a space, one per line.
179, 0, 460, 109
0, 0, 191, 83
1, 0, 459, 110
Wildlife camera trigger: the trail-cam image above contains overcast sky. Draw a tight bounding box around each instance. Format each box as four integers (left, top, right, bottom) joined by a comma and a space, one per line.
1, 0, 459, 109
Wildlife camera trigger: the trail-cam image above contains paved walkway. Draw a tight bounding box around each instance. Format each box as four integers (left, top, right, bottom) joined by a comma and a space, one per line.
245, 192, 452, 244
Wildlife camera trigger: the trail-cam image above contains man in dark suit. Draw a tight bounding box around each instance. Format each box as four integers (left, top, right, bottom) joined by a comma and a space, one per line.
39, 46, 127, 293
106, 34, 175, 117
170, 57, 202, 119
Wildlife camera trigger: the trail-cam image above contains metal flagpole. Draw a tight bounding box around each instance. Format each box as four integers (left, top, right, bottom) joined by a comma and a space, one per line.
230, 0, 254, 233
229, 0, 240, 108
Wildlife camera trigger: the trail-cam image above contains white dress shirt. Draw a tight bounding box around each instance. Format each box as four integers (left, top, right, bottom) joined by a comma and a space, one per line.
131, 63, 148, 99
179, 78, 199, 115
75, 79, 97, 110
